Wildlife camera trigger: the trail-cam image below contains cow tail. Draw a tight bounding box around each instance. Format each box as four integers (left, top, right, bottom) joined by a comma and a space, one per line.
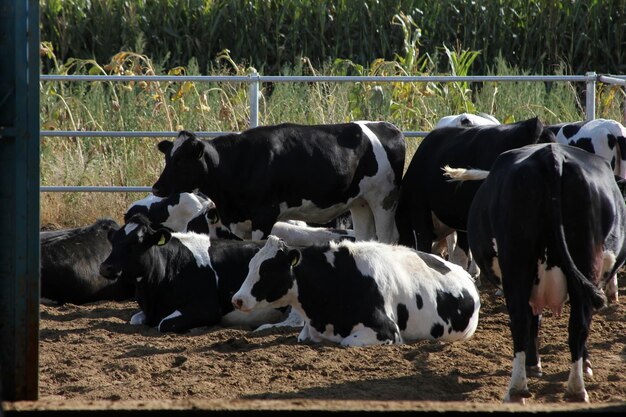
547, 148, 607, 310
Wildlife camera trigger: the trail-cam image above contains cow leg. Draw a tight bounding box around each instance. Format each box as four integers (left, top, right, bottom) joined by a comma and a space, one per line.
564, 300, 592, 402
158, 305, 220, 333
350, 199, 376, 241
254, 307, 304, 332
368, 203, 400, 244
525, 314, 542, 377
502, 265, 534, 403
450, 232, 481, 282
603, 274, 619, 303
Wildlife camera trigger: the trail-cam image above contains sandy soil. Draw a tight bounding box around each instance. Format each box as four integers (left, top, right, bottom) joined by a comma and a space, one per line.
7, 277, 626, 413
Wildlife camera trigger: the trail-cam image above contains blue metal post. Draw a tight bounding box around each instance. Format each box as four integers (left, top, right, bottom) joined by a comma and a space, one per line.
0, 0, 40, 401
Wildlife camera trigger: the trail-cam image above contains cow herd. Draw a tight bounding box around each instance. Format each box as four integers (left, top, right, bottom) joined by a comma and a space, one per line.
40, 115, 626, 404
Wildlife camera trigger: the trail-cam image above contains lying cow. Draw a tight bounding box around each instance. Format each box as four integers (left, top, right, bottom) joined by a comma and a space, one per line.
395, 117, 555, 278
151, 122, 406, 243
548, 118, 626, 178
445, 143, 626, 403
99, 214, 285, 333
41, 218, 134, 305
232, 236, 480, 346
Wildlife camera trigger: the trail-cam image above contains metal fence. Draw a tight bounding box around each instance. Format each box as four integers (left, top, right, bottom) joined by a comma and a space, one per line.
40, 72, 626, 193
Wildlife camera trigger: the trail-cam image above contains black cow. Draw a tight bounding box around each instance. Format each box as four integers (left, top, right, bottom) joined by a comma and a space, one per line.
151, 122, 406, 243
40, 218, 134, 305
396, 117, 555, 276
99, 214, 284, 333
446, 143, 626, 403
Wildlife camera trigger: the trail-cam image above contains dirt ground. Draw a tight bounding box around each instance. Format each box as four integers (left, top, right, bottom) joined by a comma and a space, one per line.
8, 277, 626, 413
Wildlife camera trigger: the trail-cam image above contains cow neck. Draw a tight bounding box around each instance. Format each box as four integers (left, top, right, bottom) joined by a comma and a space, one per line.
199, 140, 220, 200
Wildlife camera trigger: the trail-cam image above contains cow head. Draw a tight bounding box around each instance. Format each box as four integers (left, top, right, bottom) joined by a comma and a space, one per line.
99, 213, 172, 281
231, 235, 299, 312
152, 131, 210, 197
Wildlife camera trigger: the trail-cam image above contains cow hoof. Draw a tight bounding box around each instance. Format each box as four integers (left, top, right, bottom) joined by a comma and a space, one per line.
526, 365, 543, 378
584, 359, 593, 377
504, 388, 531, 404
564, 389, 589, 403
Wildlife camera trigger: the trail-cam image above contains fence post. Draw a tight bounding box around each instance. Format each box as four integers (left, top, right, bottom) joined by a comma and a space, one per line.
249, 71, 260, 128
585, 72, 597, 121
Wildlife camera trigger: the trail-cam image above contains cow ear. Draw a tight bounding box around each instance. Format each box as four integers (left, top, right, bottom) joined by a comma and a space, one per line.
287, 249, 301, 268
157, 140, 173, 155
207, 207, 220, 224
151, 229, 172, 247
190, 139, 205, 159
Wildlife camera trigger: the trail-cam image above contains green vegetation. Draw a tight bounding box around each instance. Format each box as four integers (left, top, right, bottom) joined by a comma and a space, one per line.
40, 0, 626, 76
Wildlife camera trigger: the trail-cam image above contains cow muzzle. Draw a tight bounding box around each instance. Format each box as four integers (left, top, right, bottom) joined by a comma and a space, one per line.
231, 295, 253, 312
99, 263, 121, 280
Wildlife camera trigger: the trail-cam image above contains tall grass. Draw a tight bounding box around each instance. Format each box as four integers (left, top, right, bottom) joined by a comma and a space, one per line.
40, 49, 625, 228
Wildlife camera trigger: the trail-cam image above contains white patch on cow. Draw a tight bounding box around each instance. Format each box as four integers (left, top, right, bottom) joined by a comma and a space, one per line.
163, 193, 209, 232
504, 351, 529, 404
171, 132, 190, 157
602, 250, 619, 302
127, 193, 163, 212
124, 223, 139, 235
354, 122, 399, 243
130, 310, 146, 325
174, 232, 212, 268
229, 220, 253, 240
254, 308, 304, 332
341, 323, 393, 347
278, 200, 350, 225
324, 249, 336, 267
529, 258, 567, 316
158, 310, 182, 331
232, 235, 296, 312
435, 113, 500, 128
271, 221, 356, 246
251, 229, 265, 241
135, 276, 143, 283
565, 357, 589, 402
220, 306, 286, 329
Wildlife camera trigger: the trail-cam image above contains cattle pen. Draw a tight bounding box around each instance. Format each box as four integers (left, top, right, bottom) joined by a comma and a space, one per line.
3, 1, 626, 413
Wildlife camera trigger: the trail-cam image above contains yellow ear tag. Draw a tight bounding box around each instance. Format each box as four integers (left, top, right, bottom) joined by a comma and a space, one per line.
158, 235, 167, 246
290, 255, 300, 267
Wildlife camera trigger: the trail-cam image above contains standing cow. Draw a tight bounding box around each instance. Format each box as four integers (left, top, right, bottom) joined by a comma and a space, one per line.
151, 122, 406, 243
445, 143, 626, 403
231, 236, 480, 346
548, 118, 626, 179
395, 117, 555, 278
41, 218, 134, 305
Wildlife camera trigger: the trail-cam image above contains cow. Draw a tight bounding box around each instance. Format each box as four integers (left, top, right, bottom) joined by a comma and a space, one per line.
444, 143, 626, 403
185, 200, 242, 239
231, 236, 480, 346
98, 214, 285, 333
547, 118, 626, 179
435, 112, 500, 129
40, 218, 135, 305
432, 112, 501, 265
125, 192, 209, 233
151, 122, 406, 243
395, 117, 555, 279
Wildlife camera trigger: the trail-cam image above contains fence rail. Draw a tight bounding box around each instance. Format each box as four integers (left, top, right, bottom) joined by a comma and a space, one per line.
39, 72, 626, 192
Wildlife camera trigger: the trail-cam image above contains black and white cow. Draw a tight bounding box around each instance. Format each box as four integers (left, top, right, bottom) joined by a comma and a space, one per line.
395, 117, 555, 277
151, 122, 406, 243
125, 192, 209, 232
445, 143, 626, 403
41, 218, 134, 305
548, 118, 626, 179
231, 236, 480, 346
99, 214, 285, 333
